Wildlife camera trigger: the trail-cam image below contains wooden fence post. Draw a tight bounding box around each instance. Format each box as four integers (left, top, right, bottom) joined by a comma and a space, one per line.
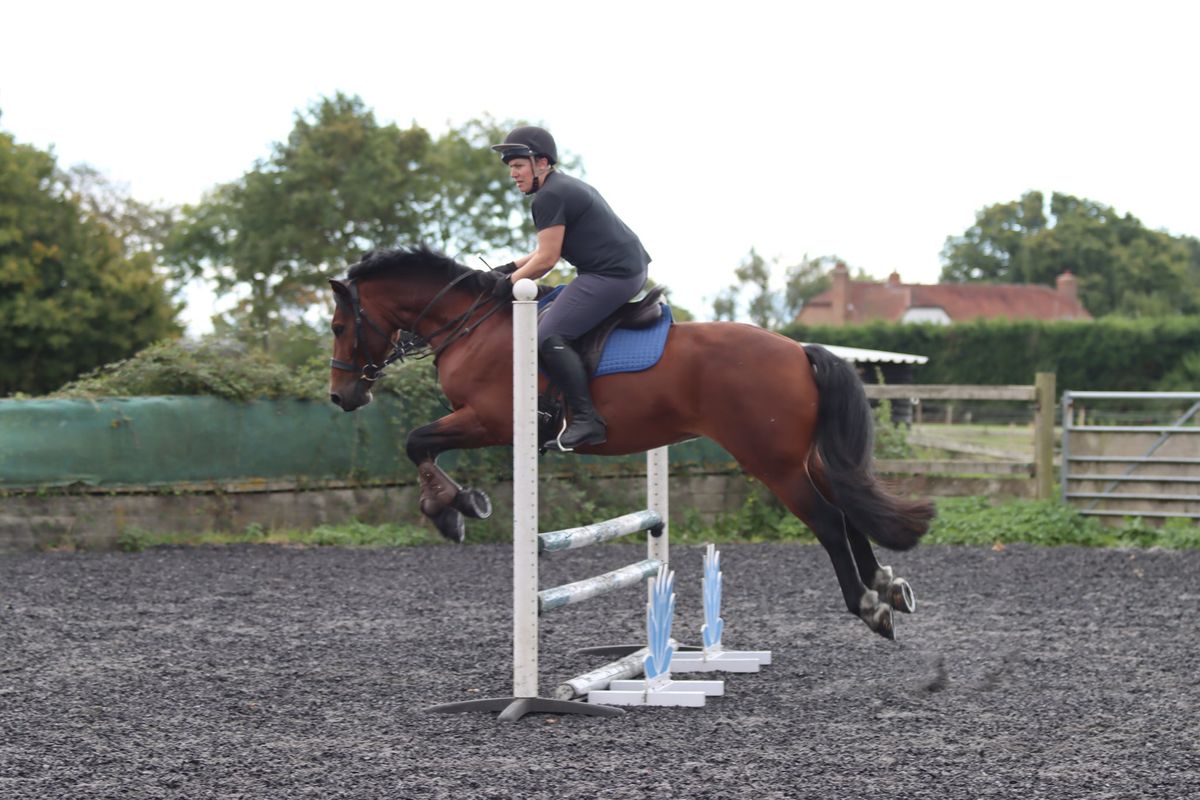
1034, 372, 1057, 500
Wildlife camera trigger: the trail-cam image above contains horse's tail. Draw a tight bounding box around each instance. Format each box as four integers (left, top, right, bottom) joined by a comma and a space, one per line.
802, 344, 935, 551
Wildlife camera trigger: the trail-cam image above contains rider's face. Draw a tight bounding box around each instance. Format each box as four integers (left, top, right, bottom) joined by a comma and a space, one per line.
508, 157, 535, 193
508, 156, 549, 193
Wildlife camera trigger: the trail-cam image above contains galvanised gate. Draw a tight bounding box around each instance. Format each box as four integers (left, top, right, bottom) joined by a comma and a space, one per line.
1061, 391, 1200, 521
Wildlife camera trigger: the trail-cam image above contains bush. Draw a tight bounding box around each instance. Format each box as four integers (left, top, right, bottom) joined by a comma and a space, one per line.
54, 338, 314, 401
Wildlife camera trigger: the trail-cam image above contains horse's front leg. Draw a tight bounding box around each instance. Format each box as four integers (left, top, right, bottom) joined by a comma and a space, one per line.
406, 408, 500, 543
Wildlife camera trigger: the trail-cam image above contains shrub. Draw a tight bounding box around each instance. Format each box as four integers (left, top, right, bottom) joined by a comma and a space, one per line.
54, 338, 314, 401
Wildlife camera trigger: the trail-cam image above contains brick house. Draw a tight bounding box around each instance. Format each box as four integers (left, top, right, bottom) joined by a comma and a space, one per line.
796, 263, 1092, 326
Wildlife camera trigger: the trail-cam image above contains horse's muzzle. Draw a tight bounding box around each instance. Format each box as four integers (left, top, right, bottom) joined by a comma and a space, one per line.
329, 383, 372, 412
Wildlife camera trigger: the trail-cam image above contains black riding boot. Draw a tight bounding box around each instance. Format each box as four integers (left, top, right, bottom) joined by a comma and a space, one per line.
539, 335, 607, 451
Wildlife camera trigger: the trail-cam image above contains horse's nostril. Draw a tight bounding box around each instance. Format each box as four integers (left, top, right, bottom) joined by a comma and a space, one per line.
330, 392, 341, 406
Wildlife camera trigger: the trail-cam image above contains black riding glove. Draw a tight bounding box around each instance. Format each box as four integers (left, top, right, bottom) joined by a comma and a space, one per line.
490, 275, 514, 301
496, 261, 518, 275
477, 267, 516, 300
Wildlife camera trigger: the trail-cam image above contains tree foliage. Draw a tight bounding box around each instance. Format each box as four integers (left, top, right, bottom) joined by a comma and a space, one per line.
0, 122, 180, 396
713, 250, 851, 328
941, 190, 1200, 316
165, 94, 536, 349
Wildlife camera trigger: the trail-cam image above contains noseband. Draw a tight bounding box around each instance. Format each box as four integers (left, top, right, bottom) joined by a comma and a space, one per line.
330, 270, 503, 382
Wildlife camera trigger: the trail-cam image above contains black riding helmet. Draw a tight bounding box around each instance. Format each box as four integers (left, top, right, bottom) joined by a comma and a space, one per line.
491, 126, 558, 165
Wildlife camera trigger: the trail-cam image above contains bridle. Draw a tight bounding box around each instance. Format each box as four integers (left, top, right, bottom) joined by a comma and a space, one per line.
329, 270, 506, 383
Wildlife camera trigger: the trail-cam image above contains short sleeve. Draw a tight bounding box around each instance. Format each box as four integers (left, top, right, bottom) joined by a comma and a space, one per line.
531, 190, 566, 230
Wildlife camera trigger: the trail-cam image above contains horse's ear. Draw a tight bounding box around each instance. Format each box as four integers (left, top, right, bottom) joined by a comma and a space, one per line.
329, 279, 352, 307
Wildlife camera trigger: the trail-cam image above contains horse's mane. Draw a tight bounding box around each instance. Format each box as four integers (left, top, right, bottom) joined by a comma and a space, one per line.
347, 246, 483, 289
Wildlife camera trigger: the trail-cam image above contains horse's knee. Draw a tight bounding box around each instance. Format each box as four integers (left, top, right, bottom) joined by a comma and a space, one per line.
405, 426, 437, 464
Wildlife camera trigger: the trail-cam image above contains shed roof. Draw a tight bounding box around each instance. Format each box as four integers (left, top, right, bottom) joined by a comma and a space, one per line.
805, 343, 929, 365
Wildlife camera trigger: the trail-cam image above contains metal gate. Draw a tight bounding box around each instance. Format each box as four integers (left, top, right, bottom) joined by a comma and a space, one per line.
1061, 391, 1200, 520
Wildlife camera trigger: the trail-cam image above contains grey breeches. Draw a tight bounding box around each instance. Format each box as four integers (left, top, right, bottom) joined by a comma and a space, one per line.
537, 271, 647, 348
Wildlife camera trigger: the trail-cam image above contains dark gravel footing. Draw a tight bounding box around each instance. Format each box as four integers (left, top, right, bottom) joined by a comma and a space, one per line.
2, 542, 1198, 799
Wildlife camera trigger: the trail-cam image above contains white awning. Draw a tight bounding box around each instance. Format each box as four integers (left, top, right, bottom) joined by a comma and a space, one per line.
804, 343, 929, 365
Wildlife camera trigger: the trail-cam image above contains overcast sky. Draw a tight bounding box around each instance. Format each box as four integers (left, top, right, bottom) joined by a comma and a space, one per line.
3, 1, 1197, 332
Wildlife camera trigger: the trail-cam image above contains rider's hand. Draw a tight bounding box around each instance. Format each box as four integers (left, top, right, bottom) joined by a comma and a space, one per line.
496, 262, 518, 275
477, 269, 504, 291
490, 275, 514, 301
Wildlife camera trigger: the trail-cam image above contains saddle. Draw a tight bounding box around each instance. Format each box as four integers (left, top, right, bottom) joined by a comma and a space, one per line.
537, 285, 667, 376
535, 286, 668, 448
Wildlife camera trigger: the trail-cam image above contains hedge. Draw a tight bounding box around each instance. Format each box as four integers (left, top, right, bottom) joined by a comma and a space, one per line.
780, 316, 1200, 390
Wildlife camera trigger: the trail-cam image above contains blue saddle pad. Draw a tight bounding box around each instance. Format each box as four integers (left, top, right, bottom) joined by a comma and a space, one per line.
538, 286, 674, 376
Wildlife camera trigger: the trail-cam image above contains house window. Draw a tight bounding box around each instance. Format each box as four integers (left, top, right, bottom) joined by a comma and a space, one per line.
902, 307, 951, 325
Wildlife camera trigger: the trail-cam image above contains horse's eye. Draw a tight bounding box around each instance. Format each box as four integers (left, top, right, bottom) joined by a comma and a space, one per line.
332, 323, 345, 336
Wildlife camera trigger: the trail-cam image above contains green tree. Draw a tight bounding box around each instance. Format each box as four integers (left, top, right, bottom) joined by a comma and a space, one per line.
941, 191, 1200, 316
712, 248, 783, 327
62, 164, 176, 259
0, 123, 180, 396
166, 95, 536, 350
784, 254, 840, 317
714, 250, 851, 327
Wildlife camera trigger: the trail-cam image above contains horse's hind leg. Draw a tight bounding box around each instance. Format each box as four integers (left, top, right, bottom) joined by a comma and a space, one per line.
766, 469, 895, 639
806, 458, 917, 614
846, 522, 917, 614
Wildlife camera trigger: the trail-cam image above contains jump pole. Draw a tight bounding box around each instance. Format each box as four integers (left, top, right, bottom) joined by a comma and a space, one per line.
441, 278, 619, 720
428, 279, 749, 719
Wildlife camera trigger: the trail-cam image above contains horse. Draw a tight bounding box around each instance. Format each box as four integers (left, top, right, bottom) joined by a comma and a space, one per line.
327, 247, 935, 639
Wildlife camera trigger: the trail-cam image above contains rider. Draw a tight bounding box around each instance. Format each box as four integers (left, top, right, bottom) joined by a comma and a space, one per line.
484, 126, 651, 451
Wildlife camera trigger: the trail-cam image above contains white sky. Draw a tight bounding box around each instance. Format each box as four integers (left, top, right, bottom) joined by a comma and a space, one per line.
3, 0, 1198, 333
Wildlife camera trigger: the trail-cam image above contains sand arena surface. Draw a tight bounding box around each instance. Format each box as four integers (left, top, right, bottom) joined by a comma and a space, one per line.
2, 542, 1198, 799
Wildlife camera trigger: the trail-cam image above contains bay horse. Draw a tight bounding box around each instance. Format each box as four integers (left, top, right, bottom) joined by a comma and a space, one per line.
327, 247, 934, 639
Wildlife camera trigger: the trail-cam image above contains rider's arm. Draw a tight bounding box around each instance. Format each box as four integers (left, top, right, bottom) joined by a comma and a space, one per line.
512, 225, 565, 281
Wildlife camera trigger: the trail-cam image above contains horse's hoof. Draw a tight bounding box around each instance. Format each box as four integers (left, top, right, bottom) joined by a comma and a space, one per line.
888, 578, 916, 614
452, 488, 493, 520
858, 591, 895, 640
430, 507, 466, 543
874, 566, 916, 614
863, 605, 895, 640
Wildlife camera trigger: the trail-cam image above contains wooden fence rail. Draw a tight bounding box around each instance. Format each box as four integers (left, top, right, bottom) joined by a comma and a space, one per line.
862, 373, 1057, 500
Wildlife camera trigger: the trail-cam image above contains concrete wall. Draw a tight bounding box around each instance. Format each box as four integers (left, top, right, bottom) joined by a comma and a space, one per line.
0, 472, 758, 553
0, 470, 1034, 553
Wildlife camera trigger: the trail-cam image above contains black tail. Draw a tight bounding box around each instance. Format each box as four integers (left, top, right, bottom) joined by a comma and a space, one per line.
803, 344, 935, 550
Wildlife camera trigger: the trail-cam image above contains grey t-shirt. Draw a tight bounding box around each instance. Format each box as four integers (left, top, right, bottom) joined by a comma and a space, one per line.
531, 171, 651, 278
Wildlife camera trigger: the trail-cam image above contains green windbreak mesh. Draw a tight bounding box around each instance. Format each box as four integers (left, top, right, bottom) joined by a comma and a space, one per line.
0, 397, 738, 490
0, 396, 412, 489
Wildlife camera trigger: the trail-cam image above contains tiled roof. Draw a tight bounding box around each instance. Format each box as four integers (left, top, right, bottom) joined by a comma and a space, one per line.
798, 277, 1091, 324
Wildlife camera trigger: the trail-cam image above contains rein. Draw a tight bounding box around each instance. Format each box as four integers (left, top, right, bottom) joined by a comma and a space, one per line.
330, 271, 505, 382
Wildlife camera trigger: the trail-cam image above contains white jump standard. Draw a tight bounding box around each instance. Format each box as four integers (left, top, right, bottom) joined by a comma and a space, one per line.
428, 278, 677, 721
428, 279, 768, 721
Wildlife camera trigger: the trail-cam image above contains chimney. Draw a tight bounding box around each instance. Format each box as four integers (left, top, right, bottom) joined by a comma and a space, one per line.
888, 271, 901, 287
831, 262, 850, 326
1056, 271, 1078, 305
